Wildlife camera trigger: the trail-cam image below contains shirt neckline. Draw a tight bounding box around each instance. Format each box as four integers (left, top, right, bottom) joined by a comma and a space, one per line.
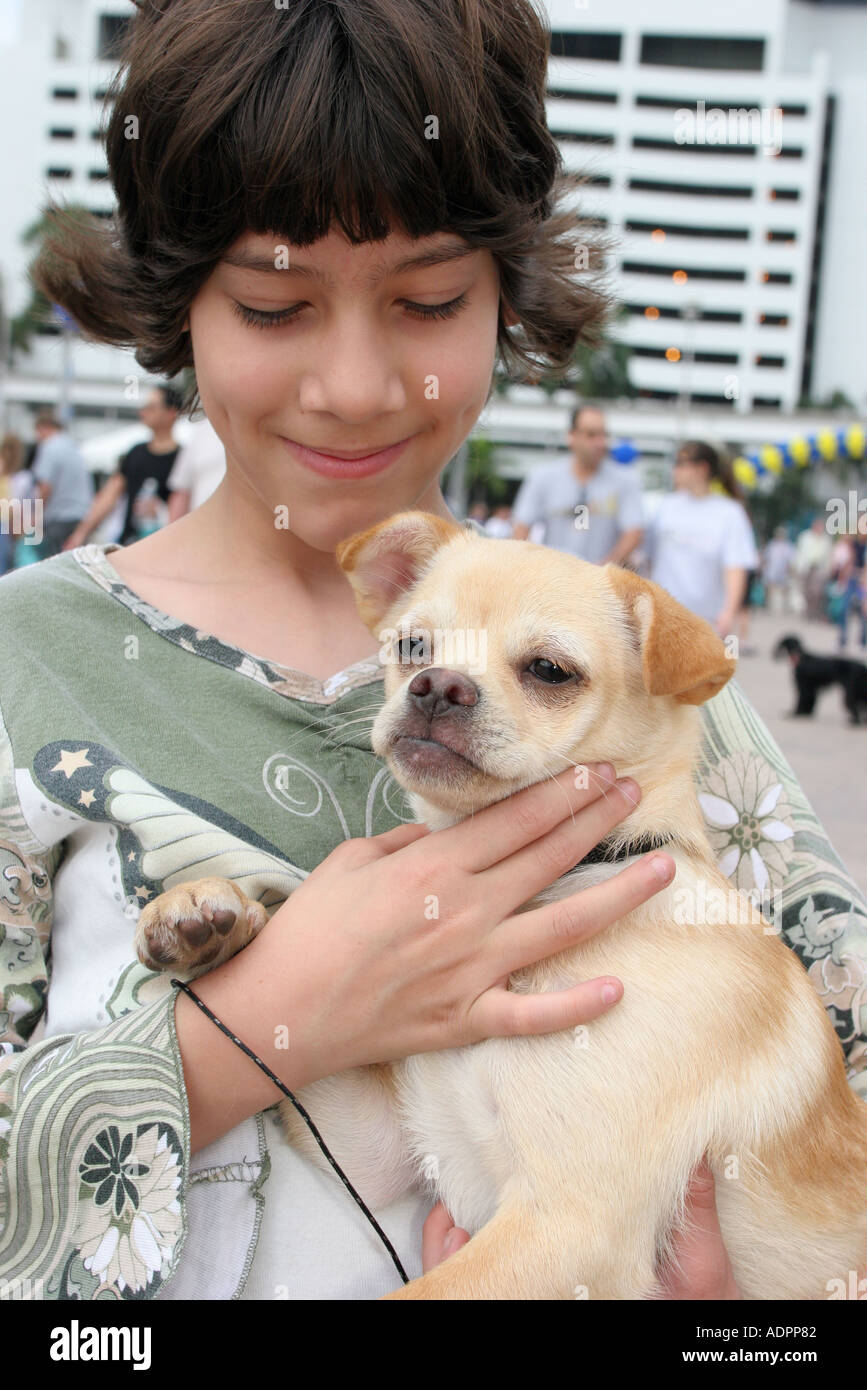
71, 542, 387, 707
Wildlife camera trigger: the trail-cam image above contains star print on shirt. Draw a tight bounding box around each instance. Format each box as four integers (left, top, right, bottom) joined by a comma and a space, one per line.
32, 740, 306, 911
52, 747, 93, 778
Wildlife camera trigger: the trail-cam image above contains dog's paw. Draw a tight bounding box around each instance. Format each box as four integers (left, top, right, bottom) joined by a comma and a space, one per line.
135, 877, 268, 976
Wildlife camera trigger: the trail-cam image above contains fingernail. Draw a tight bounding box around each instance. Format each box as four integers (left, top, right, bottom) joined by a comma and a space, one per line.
601, 981, 621, 1005
616, 777, 640, 801
648, 854, 674, 882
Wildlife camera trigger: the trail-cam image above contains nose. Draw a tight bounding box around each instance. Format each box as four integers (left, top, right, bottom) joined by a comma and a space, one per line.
407, 668, 479, 720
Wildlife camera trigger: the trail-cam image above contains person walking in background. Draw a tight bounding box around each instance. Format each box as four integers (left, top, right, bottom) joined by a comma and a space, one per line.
793, 517, 833, 622
762, 526, 795, 615
63, 384, 183, 551
647, 440, 758, 639
0, 434, 32, 575
511, 403, 644, 565
166, 415, 226, 521
0, 433, 39, 572
829, 529, 867, 651
30, 412, 94, 559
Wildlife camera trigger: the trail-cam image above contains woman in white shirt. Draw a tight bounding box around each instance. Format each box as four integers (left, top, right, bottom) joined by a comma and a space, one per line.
649, 440, 759, 638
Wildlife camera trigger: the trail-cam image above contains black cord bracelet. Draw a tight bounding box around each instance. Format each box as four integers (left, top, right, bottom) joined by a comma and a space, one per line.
171, 977, 410, 1285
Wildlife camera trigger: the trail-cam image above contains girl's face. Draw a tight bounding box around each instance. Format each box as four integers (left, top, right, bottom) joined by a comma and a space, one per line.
184, 225, 516, 552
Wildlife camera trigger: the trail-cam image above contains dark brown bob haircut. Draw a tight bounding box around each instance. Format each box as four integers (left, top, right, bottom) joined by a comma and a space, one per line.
34, 0, 613, 412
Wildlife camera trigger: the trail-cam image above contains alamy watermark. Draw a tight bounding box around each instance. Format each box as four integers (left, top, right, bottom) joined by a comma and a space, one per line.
378, 621, 488, 676
674, 101, 783, 157
0, 497, 42, 547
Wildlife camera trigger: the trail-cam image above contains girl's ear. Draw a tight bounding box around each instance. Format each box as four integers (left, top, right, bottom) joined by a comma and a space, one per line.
605, 564, 737, 705
336, 510, 467, 632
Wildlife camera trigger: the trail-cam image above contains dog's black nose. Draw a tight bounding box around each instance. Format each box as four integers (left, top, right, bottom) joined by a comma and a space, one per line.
407, 668, 479, 719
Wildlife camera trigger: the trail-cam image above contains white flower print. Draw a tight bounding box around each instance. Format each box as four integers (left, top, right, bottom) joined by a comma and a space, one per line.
698, 750, 795, 893
77, 1123, 182, 1294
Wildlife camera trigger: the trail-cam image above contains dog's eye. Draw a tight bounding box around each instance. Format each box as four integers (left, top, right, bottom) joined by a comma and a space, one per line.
395, 635, 428, 665
526, 658, 575, 685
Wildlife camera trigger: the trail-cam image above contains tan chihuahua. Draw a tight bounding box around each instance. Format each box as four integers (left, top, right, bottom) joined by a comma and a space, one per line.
138, 510, 867, 1299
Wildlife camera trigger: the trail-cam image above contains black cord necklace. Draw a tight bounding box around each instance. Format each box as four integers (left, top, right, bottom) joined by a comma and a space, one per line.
171, 977, 410, 1284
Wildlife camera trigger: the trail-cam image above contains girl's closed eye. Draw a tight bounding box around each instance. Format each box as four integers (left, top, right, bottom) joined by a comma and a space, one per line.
231, 291, 469, 329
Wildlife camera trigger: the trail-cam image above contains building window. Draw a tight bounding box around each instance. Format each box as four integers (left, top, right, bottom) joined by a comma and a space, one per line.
769, 188, 800, 200
547, 87, 618, 104
622, 260, 746, 282
53, 35, 71, 60
626, 219, 749, 241
549, 128, 616, 145
637, 388, 679, 402
628, 177, 753, 199
624, 303, 743, 323
690, 393, 735, 406
51, 87, 78, 100
759, 313, 789, 326
46, 167, 74, 179
49, 128, 76, 139
633, 136, 756, 157
88, 169, 109, 181
639, 35, 765, 71
550, 32, 622, 62
97, 14, 131, 61
752, 397, 783, 408
766, 230, 797, 243
760, 271, 793, 284
634, 93, 762, 110
755, 355, 786, 368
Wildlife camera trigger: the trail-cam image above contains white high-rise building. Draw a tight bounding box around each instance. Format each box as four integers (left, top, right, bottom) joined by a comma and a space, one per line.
0, 1, 144, 437
543, 0, 867, 414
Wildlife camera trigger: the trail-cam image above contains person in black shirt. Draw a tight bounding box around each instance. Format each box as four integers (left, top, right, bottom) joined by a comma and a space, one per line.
62, 384, 183, 550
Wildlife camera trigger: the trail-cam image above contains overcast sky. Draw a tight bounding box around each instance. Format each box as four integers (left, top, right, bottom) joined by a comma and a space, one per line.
0, 0, 21, 46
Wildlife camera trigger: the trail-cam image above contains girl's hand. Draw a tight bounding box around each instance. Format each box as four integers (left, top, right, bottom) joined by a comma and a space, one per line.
240, 761, 675, 1089
180, 761, 676, 1152
424, 1160, 743, 1298
655, 1159, 742, 1300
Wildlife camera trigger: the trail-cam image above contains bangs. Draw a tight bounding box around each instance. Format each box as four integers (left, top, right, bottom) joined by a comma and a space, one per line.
112, 0, 550, 259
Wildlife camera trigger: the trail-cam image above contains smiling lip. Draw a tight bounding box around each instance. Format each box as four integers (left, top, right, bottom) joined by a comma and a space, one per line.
280, 434, 416, 478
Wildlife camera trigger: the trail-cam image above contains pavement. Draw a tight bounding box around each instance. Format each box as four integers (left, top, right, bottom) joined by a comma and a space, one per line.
728, 606, 867, 896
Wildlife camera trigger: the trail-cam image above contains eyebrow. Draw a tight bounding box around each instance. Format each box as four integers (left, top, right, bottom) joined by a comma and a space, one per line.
221, 239, 477, 288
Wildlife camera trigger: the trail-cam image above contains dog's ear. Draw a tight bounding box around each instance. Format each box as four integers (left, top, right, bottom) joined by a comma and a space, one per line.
336, 510, 468, 632
605, 565, 736, 705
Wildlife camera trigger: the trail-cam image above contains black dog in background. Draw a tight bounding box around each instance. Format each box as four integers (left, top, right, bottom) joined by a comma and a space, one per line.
774, 635, 867, 725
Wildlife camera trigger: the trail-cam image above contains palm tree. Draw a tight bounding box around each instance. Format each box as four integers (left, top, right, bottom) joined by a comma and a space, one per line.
8, 205, 94, 359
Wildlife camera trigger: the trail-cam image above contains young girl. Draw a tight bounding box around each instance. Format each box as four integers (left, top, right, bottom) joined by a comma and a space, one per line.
0, 0, 863, 1302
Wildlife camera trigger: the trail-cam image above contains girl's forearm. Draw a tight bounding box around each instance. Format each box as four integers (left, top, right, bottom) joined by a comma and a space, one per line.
173, 935, 317, 1155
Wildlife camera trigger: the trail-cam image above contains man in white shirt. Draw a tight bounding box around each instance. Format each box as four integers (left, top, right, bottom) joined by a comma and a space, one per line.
511, 404, 644, 565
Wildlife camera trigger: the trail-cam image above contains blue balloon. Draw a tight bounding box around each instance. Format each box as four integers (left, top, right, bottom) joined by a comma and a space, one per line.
610, 441, 638, 464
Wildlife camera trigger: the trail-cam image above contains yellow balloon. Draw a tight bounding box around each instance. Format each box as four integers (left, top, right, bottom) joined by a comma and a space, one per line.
733, 457, 757, 489
845, 424, 866, 460
789, 436, 810, 467
817, 429, 837, 461
759, 445, 783, 474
